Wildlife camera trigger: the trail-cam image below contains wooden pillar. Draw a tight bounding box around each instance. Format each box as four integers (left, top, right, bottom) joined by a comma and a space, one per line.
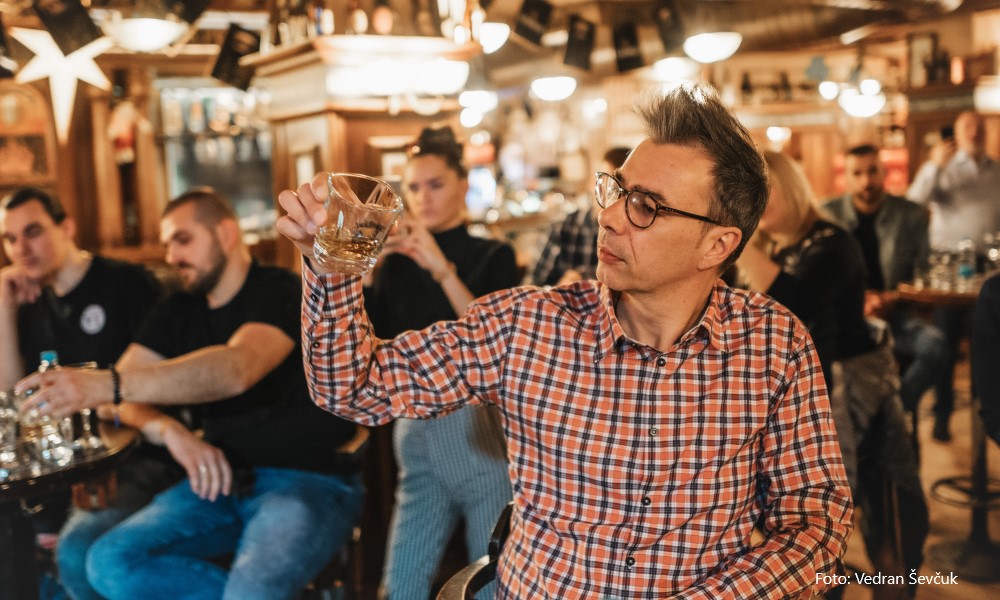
126, 67, 169, 246
88, 85, 125, 248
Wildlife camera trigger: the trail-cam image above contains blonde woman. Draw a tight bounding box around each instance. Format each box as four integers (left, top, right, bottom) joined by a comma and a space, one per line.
738, 150, 927, 599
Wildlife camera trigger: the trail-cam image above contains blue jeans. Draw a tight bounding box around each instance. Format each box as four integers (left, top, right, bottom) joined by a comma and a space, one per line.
890, 309, 948, 413
932, 307, 969, 419
57, 452, 182, 600
87, 468, 364, 600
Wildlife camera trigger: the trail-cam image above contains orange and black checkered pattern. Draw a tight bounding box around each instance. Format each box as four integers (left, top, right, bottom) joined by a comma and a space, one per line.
301, 264, 853, 599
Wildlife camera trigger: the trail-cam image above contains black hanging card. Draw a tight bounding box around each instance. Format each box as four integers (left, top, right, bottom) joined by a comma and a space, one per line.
32, 0, 103, 56
563, 15, 594, 71
0, 16, 15, 78
613, 22, 643, 73
654, 0, 685, 52
211, 24, 260, 90
171, 0, 212, 24
514, 0, 553, 46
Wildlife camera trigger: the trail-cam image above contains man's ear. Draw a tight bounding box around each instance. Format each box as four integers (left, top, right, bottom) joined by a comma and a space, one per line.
215, 218, 241, 252
699, 227, 742, 271
61, 217, 77, 241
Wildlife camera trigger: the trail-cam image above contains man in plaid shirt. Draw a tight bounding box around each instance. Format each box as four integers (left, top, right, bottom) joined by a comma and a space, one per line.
278, 83, 853, 599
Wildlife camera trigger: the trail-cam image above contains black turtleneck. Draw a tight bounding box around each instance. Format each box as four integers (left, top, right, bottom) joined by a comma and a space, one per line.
363, 225, 520, 338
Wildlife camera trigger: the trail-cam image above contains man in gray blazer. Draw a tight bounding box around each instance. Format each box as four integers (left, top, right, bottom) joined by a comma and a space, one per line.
823, 144, 948, 439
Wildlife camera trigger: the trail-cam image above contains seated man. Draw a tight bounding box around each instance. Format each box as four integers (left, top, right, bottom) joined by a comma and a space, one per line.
278, 84, 852, 598
0, 187, 168, 600
821, 144, 946, 426
18, 188, 364, 600
529, 146, 631, 286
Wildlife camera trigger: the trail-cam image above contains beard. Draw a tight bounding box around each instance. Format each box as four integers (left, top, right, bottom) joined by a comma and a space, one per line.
180, 239, 226, 296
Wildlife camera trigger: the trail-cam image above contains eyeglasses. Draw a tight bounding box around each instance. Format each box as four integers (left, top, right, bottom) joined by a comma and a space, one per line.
594, 172, 722, 229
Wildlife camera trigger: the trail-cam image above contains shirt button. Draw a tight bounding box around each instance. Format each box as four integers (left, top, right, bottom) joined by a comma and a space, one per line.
625, 556, 636, 567
310, 294, 319, 303
311, 341, 321, 349
649, 427, 658, 436
656, 357, 666, 367
641, 496, 651, 506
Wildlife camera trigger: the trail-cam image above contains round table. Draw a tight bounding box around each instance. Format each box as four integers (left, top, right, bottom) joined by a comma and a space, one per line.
897, 281, 1000, 583
0, 422, 138, 600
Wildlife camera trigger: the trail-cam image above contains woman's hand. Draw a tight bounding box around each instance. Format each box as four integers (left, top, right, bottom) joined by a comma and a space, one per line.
386, 216, 453, 282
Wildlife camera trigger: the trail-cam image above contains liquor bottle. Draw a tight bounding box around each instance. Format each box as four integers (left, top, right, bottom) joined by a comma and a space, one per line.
371, 0, 396, 35
313, 0, 334, 36
412, 0, 437, 36
740, 72, 753, 104
346, 0, 369, 35
458, 0, 485, 44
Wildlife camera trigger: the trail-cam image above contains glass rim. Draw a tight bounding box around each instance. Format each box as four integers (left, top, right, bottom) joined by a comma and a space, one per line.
327, 172, 403, 212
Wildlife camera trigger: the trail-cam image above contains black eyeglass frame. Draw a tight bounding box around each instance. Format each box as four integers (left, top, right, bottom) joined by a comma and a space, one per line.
594, 171, 722, 229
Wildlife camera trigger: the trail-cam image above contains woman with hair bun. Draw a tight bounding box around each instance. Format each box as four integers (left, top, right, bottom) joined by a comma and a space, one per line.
364, 126, 518, 599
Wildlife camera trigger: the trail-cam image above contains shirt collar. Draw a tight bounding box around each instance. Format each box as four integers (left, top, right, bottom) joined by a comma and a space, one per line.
593, 281, 730, 361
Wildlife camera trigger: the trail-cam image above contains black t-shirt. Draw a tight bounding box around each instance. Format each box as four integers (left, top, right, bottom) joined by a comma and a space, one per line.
767, 220, 877, 383
17, 255, 179, 477
854, 211, 885, 291
17, 256, 162, 370
134, 261, 355, 474
364, 225, 520, 337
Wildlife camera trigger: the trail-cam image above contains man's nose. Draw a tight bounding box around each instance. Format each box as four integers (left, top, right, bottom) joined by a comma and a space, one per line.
597, 196, 625, 232
9, 238, 28, 259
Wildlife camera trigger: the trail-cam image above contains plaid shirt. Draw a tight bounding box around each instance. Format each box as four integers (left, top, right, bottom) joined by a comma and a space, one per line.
529, 205, 600, 285
301, 265, 852, 599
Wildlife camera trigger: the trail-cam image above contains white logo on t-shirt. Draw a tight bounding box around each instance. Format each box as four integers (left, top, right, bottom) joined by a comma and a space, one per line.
80, 304, 106, 335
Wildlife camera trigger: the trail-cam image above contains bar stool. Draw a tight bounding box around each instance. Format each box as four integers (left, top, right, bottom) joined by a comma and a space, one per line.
435, 502, 513, 600
300, 425, 370, 600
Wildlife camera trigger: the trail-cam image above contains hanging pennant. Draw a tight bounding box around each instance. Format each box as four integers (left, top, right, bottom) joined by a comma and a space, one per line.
654, 0, 685, 53
564, 15, 594, 71
211, 24, 260, 90
172, 0, 212, 24
613, 22, 643, 73
514, 0, 552, 46
32, 0, 104, 57
0, 16, 16, 78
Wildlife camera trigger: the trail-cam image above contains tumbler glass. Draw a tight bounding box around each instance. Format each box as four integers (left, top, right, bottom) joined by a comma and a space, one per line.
311, 173, 404, 275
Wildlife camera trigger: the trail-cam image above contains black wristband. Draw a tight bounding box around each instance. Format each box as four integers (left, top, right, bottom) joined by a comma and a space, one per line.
109, 365, 122, 406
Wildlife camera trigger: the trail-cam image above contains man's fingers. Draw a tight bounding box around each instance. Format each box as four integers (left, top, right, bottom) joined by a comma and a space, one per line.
276, 216, 313, 247
206, 461, 222, 501
220, 461, 233, 497
277, 190, 318, 234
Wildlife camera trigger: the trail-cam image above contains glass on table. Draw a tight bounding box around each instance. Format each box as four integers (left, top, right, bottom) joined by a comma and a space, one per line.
311, 173, 404, 275
0, 391, 17, 464
16, 387, 74, 467
64, 362, 104, 452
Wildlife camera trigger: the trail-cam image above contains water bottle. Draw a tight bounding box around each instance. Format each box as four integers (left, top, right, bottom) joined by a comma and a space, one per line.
955, 238, 978, 293
23, 350, 74, 466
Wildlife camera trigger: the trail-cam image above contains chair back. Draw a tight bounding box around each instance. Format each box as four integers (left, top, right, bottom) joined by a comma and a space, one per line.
435, 502, 513, 600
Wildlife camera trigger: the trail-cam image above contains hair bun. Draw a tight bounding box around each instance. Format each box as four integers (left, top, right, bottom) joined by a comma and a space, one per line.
411, 126, 462, 157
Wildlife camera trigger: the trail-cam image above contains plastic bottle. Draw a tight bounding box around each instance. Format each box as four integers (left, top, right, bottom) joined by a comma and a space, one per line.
955, 238, 977, 292
31, 350, 75, 465
39, 350, 59, 371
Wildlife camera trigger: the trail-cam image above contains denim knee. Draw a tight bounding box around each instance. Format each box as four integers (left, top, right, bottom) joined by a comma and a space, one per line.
86, 530, 138, 599
912, 325, 948, 367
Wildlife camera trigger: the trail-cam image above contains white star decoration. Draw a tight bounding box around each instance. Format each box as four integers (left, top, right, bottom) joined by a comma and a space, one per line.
11, 28, 113, 144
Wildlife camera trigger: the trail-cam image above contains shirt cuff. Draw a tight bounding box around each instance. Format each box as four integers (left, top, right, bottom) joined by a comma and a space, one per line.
301, 256, 362, 323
